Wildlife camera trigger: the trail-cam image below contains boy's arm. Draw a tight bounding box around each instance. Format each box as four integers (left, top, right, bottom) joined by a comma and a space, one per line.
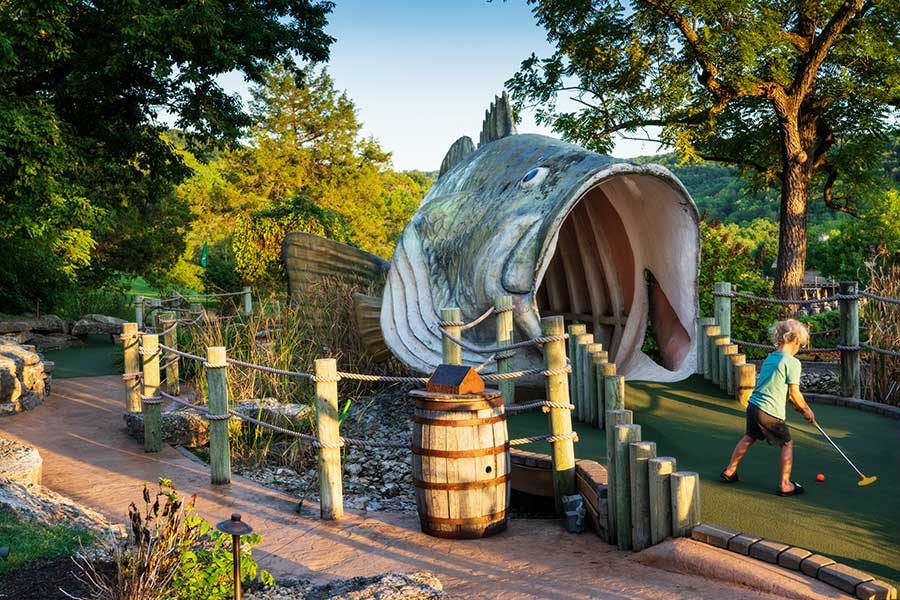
788, 384, 816, 424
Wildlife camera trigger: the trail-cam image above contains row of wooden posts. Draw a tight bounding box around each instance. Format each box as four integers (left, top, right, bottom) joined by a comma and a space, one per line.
133, 286, 254, 330
441, 304, 702, 550
706, 281, 861, 398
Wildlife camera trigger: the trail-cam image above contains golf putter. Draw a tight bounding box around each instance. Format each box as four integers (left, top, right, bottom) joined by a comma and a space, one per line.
814, 422, 877, 487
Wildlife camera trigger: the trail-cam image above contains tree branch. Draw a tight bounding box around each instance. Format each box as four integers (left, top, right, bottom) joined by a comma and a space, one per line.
695, 152, 775, 177
793, 0, 864, 100
779, 30, 811, 53
821, 163, 861, 217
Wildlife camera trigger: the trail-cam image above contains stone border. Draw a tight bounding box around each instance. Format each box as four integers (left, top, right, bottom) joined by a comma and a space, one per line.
0, 437, 42, 485
510, 448, 610, 541
691, 523, 897, 600
805, 393, 900, 420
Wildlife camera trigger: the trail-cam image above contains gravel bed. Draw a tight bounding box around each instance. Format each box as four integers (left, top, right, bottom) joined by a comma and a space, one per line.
245, 571, 445, 600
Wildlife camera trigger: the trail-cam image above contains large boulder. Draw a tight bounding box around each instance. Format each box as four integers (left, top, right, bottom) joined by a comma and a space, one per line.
0, 315, 79, 351
71, 313, 127, 336
124, 410, 210, 448
0, 438, 42, 485
0, 337, 51, 415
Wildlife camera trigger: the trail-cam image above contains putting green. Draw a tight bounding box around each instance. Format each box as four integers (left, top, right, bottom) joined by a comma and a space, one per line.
508, 375, 900, 587
44, 335, 120, 379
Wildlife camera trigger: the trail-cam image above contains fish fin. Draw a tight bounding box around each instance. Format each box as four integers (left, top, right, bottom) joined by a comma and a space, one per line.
479, 90, 517, 147
352, 292, 394, 362
438, 136, 475, 178
282, 232, 389, 300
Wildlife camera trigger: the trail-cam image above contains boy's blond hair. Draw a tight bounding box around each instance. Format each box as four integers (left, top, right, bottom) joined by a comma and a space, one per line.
769, 319, 809, 347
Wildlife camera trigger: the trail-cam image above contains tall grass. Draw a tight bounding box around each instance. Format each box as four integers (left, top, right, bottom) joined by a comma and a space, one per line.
861, 261, 900, 405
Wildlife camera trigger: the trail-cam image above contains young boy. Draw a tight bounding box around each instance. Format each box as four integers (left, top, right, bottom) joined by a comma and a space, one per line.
721, 319, 816, 496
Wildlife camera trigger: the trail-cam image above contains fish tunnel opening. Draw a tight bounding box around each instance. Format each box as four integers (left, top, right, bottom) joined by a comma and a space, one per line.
534, 180, 692, 371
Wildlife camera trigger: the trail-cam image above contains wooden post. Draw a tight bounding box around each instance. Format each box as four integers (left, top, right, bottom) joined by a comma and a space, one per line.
728, 353, 745, 397
494, 295, 515, 405
736, 364, 756, 407
134, 296, 144, 329
242, 286, 253, 315
589, 347, 607, 427
703, 325, 720, 379
190, 302, 204, 321
711, 335, 730, 386
576, 334, 595, 422
720, 344, 737, 392
207, 346, 231, 485
605, 373, 624, 414
696, 317, 715, 375
542, 316, 577, 515
440, 307, 462, 366
150, 298, 162, 331
315, 358, 343, 520
567, 324, 587, 422
614, 424, 641, 550
122, 323, 141, 413
839, 281, 860, 398
140, 334, 162, 453
671, 471, 701, 537
605, 409, 632, 546
649, 456, 676, 545
160, 312, 180, 396
714, 282, 732, 337
629, 441, 656, 551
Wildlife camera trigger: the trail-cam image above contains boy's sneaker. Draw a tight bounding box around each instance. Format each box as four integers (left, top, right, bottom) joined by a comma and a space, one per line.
720, 470, 740, 483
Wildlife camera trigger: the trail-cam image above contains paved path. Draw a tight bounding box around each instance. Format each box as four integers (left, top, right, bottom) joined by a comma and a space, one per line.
0, 376, 846, 599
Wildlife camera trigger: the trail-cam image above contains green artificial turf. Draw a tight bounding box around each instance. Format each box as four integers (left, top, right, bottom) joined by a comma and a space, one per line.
0, 511, 95, 574
44, 335, 121, 378
508, 375, 900, 587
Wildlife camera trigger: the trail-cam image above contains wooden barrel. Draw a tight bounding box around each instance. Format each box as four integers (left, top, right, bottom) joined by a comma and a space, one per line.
409, 389, 510, 539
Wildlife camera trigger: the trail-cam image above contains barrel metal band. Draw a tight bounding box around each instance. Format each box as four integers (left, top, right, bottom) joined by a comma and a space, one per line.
412, 474, 510, 491
411, 443, 508, 458
419, 510, 507, 526
412, 414, 506, 427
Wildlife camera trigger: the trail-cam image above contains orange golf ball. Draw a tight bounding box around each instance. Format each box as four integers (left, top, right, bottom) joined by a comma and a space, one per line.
816, 473, 825, 482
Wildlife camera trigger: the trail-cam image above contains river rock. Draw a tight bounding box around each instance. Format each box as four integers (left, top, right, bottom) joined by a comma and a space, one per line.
246, 571, 445, 600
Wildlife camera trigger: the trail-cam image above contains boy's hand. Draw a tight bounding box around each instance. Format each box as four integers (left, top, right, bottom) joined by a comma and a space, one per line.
802, 406, 816, 425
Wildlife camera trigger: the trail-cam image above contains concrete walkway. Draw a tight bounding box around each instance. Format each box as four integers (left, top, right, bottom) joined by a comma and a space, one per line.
0, 376, 848, 599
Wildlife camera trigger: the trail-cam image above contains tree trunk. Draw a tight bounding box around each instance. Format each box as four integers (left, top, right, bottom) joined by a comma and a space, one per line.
774, 113, 817, 311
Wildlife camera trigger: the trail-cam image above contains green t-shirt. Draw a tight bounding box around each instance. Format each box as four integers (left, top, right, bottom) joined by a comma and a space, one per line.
748, 351, 801, 420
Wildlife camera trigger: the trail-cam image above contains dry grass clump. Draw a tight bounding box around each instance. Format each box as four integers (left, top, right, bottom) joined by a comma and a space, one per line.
861, 261, 900, 405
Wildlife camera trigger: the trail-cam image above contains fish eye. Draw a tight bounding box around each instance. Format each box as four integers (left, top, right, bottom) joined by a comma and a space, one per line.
520, 167, 549, 188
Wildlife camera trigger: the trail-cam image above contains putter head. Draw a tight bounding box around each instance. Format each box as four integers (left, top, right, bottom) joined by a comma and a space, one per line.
858, 475, 878, 487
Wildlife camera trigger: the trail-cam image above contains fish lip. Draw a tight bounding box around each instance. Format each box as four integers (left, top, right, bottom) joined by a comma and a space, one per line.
531, 162, 700, 380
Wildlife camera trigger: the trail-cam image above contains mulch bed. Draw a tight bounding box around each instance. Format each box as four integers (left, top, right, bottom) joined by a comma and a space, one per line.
0, 556, 114, 600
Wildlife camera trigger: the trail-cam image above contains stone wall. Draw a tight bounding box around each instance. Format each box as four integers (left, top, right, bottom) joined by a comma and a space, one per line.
0, 336, 52, 415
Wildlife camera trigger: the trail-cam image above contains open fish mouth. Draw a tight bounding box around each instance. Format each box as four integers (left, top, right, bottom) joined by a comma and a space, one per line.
532, 164, 698, 381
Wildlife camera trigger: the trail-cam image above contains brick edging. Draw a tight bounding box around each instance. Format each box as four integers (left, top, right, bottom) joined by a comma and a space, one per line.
691, 523, 897, 600
805, 393, 900, 420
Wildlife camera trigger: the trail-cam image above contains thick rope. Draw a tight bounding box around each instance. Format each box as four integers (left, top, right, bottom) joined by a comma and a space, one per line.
158, 344, 206, 363
179, 290, 247, 299
138, 347, 160, 357
336, 371, 428, 383
861, 343, 900, 358
713, 290, 848, 306
140, 394, 162, 405
459, 306, 496, 331
859, 290, 900, 305
730, 339, 839, 354
481, 364, 572, 381
509, 431, 579, 446
121, 372, 142, 382
225, 357, 314, 380
440, 330, 568, 355
505, 401, 575, 414
474, 354, 496, 372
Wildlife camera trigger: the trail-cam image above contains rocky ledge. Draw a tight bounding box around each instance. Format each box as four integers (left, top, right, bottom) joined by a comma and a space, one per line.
0, 336, 52, 415
246, 571, 445, 600
0, 313, 127, 351
0, 438, 43, 485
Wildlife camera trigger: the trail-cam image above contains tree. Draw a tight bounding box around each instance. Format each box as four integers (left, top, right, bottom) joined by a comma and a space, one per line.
0, 0, 334, 310
508, 0, 900, 303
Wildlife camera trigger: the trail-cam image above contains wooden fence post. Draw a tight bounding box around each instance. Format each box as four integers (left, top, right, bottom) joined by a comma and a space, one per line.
190, 302, 204, 319
727, 353, 745, 397
134, 296, 144, 329
160, 312, 180, 396
567, 324, 587, 421
575, 334, 595, 422
150, 298, 162, 331
711, 335, 730, 386
614, 424, 641, 550
242, 286, 253, 315
714, 282, 732, 337
605, 408, 632, 546
140, 334, 162, 453
122, 323, 141, 413
206, 346, 231, 485
495, 295, 515, 405
736, 364, 756, 407
703, 325, 721, 379
605, 373, 625, 414
839, 281, 860, 398
696, 317, 715, 375
315, 358, 343, 520
671, 471, 701, 537
629, 441, 656, 551
588, 347, 607, 427
649, 456, 676, 545
542, 316, 577, 516
720, 344, 737, 392
597, 362, 616, 431
440, 307, 462, 366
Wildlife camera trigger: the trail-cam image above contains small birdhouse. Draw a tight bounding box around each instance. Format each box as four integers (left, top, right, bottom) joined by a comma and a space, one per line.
426, 365, 485, 395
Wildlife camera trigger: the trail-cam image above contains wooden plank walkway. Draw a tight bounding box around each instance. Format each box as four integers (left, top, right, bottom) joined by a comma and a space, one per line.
0, 376, 843, 599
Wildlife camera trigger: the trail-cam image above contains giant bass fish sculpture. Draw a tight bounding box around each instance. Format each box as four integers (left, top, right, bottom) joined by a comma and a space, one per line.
284, 92, 700, 382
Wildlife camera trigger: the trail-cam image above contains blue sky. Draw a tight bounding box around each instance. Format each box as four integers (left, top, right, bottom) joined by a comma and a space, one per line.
218, 0, 660, 171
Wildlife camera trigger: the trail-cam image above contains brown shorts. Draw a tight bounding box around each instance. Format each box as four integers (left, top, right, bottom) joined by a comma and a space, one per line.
746, 403, 791, 447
